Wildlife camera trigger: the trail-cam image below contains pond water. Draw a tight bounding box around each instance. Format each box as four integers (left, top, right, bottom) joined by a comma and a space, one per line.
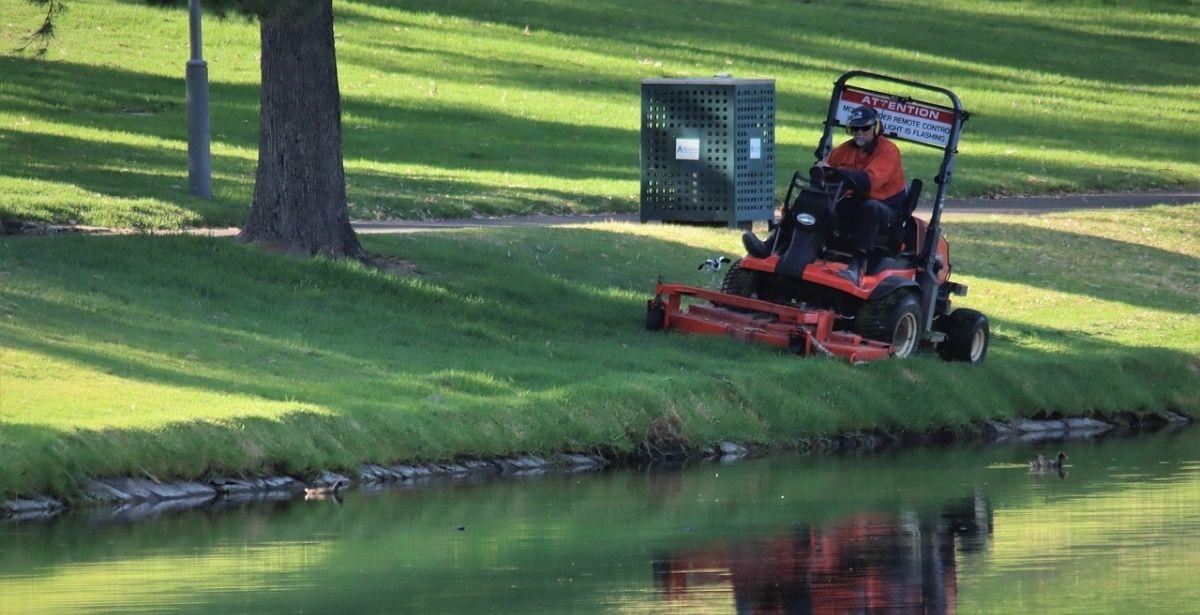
1, 428, 1197, 614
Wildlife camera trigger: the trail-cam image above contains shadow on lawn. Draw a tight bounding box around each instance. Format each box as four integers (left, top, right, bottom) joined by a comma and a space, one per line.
3, 224, 1197, 395
0, 56, 641, 224
0, 128, 252, 213
0, 230, 671, 405
947, 221, 1200, 315
0, 55, 641, 182
337, 39, 638, 100
347, 169, 635, 219
4, 0, 1197, 227
351, 0, 1200, 88
0, 228, 1195, 497
342, 0, 1197, 192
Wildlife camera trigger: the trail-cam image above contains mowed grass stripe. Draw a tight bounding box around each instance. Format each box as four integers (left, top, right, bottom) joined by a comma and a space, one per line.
1, 204, 1197, 498
1, 0, 1197, 228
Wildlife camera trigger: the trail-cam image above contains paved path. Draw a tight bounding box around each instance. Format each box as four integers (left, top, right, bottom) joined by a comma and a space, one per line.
351, 190, 1199, 234
5, 191, 1197, 237
925, 190, 1199, 215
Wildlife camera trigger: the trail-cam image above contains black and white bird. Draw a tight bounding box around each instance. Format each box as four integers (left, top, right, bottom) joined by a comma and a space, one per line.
698, 256, 732, 272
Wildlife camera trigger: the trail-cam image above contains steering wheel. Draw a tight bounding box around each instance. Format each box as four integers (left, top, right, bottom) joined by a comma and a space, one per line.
809, 165, 868, 198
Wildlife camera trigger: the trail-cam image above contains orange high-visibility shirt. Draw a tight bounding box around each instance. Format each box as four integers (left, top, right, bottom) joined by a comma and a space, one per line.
827, 136, 907, 203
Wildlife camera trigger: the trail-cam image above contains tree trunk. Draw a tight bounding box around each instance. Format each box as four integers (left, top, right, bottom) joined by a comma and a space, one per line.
237, 0, 363, 259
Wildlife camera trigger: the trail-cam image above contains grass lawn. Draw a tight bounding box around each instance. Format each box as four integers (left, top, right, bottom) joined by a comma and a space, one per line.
1, 204, 1197, 499
1, 0, 1198, 228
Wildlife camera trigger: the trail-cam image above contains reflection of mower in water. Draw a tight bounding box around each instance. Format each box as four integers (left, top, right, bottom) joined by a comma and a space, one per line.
646, 71, 990, 364
651, 495, 993, 612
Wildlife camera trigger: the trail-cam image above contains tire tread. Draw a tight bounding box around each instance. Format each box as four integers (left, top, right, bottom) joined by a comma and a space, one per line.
856, 291, 916, 339
936, 308, 989, 364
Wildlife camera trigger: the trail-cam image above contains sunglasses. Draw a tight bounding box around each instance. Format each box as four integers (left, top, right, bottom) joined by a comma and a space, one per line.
849, 124, 875, 133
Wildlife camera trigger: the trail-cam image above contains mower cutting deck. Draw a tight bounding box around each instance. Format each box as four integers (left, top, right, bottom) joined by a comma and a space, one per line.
647, 283, 893, 362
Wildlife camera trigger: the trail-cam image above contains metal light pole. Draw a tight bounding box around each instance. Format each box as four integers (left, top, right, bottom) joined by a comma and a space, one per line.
186, 0, 212, 198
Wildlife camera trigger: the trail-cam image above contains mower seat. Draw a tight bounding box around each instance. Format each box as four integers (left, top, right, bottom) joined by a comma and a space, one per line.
876, 179, 923, 254
826, 179, 922, 258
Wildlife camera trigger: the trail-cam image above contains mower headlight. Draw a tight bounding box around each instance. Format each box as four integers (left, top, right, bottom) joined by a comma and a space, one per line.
796, 213, 816, 226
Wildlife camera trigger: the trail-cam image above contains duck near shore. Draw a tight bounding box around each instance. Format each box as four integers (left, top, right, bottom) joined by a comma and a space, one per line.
1029, 451, 1068, 471
304, 479, 347, 501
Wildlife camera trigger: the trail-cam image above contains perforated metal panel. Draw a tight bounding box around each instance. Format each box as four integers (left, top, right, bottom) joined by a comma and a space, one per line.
734, 83, 775, 219
641, 78, 775, 227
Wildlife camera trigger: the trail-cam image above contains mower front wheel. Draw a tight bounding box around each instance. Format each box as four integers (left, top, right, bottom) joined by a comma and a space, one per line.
720, 260, 756, 297
937, 309, 989, 365
856, 290, 922, 358
646, 299, 666, 331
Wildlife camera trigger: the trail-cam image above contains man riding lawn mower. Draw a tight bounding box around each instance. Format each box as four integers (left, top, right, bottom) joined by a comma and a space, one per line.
646, 71, 990, 364
744, 103, 907, 287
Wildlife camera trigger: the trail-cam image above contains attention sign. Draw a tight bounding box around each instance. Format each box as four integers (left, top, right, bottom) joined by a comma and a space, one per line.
836, 88, 955, 148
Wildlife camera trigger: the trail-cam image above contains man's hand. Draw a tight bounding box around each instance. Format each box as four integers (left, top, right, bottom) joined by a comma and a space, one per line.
810, 160, 834, 185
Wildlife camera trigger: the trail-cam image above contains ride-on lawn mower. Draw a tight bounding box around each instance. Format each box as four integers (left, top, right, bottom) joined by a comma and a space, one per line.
646, 71, 990, 364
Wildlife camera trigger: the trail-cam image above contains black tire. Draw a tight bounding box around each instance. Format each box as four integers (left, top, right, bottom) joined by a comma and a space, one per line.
645, 300, 665, 331
937, 308, 989, 365
720, 260, 756, 297
856, 290, 922, 358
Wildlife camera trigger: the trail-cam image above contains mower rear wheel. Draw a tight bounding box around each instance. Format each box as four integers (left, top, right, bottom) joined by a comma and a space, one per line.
937, 309, 989, 365
856, 290, 922, 358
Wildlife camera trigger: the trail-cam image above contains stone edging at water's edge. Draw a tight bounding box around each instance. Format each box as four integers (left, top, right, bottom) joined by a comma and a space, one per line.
2, 410, 1192, 523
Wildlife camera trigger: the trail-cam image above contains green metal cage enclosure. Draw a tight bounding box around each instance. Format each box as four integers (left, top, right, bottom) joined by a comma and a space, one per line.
640, 78, 776, 228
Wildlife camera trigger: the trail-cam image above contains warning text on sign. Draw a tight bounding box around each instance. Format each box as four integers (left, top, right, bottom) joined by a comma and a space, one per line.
836, 88, 955, 148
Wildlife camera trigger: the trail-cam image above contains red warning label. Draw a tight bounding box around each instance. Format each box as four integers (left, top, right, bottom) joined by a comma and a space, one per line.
837, 88, 955, 148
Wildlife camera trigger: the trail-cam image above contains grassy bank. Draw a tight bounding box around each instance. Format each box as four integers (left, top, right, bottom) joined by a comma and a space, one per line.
1, 0, 1198, 228
1, 204, 1197, 498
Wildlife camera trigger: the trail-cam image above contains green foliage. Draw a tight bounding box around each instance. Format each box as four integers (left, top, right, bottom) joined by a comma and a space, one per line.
15, 0, 66, 57
1, 0, 1197, 228
0, 205, 1197, 498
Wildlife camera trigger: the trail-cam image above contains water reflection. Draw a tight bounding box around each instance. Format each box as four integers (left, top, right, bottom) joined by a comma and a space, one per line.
1, 429, 1198, 614
652, 496, 991, 613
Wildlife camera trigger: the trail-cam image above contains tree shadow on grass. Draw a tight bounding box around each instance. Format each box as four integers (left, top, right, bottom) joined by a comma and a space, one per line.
351, 0, 1199, 88
346, 169, 636, 219
945, 220, 1200, 315
0, 56, 645, 224
5, 8, 1196, 227
340, 105, 637, 182
0, 230, 721, 494
0, 230, 685, 410
0, 128, 255, 226
0, 56, 643, 181
339, 0, 1199, 194
2, 227, 1198, 497
337, 39, 639, 100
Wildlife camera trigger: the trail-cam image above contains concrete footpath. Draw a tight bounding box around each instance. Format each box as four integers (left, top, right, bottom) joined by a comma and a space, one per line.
4, 190, 1197, 237
351, 190, 1200, 235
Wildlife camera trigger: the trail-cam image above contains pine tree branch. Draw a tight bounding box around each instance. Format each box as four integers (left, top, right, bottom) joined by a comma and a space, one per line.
17, 0, 68, 58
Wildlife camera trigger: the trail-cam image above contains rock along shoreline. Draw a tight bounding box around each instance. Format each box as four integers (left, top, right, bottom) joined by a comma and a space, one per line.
2, 410, 1192, 523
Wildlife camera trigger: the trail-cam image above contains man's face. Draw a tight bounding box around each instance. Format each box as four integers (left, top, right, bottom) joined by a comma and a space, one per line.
851, 123, 876, 148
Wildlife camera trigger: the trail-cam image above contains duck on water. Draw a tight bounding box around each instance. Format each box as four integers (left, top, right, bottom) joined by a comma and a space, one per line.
305, 479, 347, 501
1029, 451, 1068, 472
